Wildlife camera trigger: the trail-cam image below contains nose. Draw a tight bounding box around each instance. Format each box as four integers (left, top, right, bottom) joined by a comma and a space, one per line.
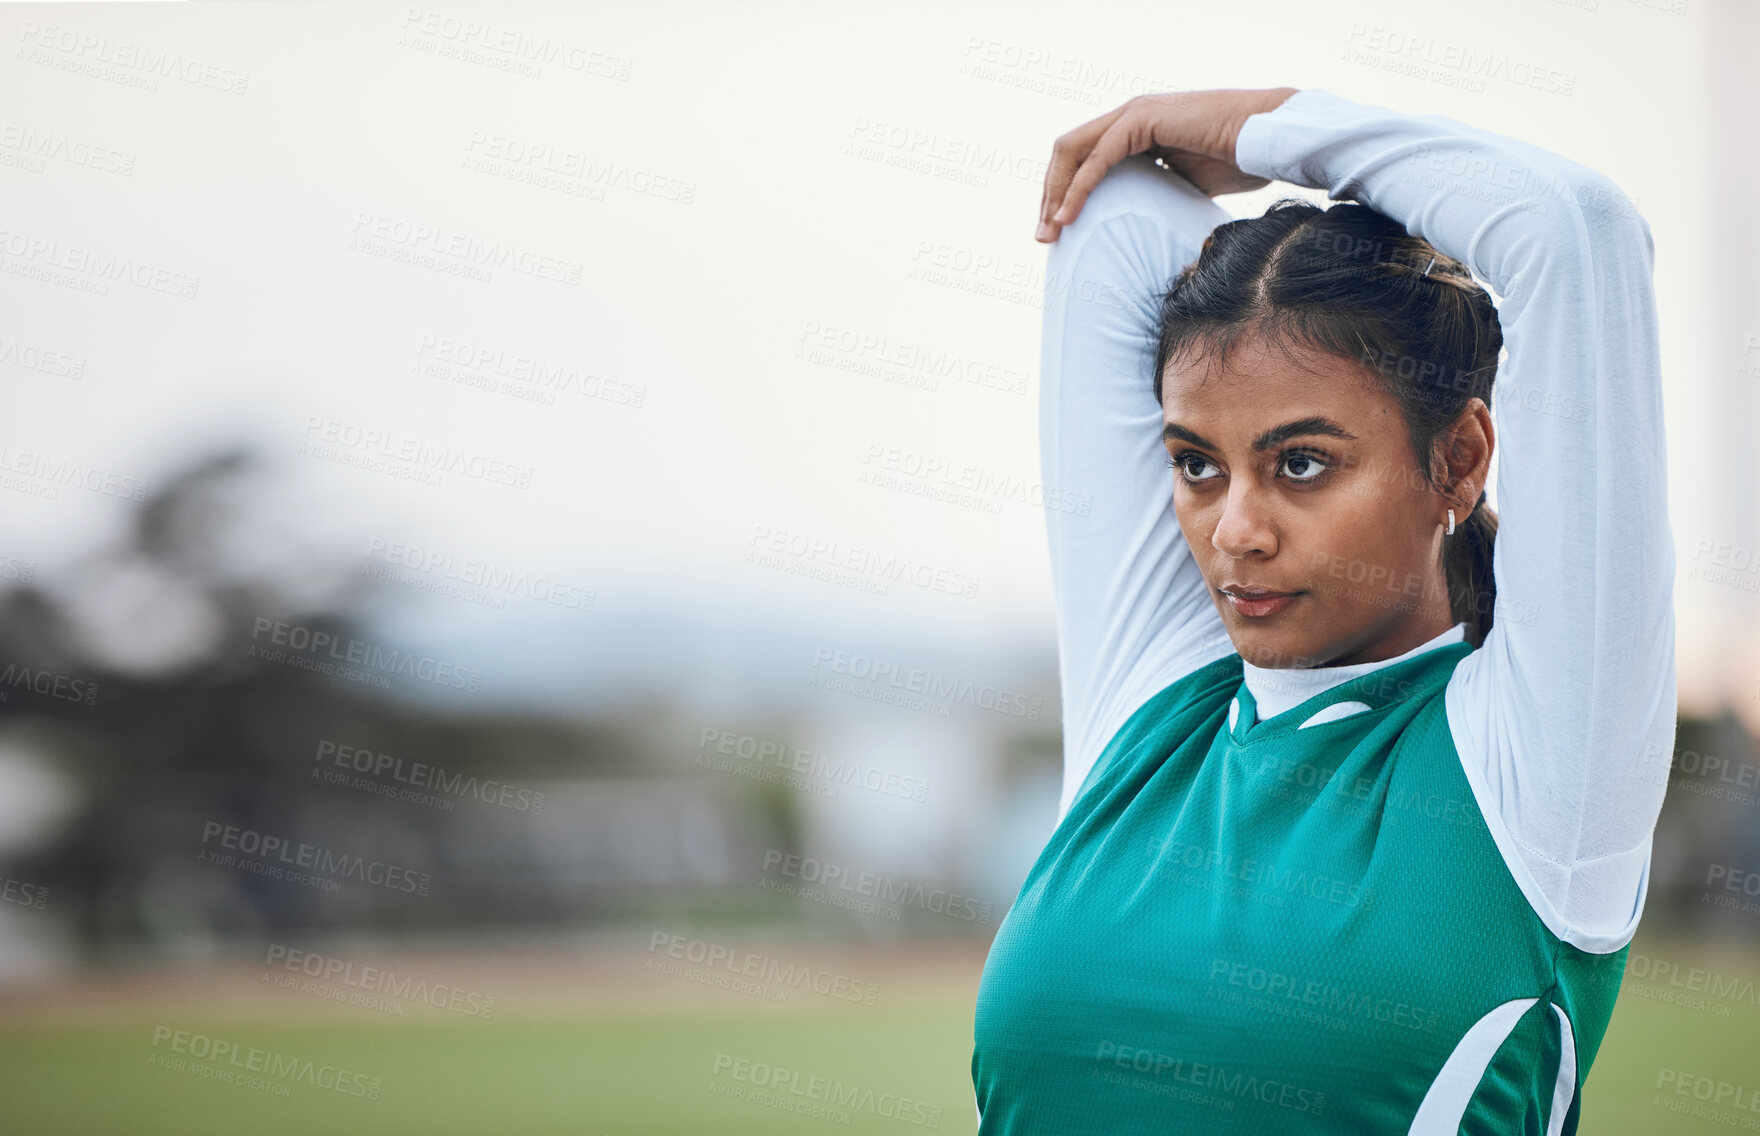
1211, 482, 1278, 559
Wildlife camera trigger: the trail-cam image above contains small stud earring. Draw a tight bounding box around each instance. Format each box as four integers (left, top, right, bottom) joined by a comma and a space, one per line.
1446, 509, 1456, 536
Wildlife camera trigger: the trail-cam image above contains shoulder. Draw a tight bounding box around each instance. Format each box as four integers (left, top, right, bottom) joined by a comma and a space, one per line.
1062, 652, 1242, 819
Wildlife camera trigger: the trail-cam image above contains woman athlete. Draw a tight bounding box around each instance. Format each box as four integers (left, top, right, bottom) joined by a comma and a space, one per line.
970, 87, 1676, 1134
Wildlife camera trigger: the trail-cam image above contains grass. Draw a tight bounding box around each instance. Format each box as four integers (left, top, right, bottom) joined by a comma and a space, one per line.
0, 931, 1752, 1134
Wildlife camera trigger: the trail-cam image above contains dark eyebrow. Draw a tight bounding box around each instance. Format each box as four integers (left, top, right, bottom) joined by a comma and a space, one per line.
1162, 416, 1359, 452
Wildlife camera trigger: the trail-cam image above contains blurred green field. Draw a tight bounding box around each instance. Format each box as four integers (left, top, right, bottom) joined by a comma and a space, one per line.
0, 931, 1754, 1135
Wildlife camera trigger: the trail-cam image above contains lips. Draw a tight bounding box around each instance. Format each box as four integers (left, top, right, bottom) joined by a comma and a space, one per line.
1218, 584, 1303, 618
1220, 585, 1298, 598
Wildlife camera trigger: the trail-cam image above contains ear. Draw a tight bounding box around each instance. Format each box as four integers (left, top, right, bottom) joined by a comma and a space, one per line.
1441, 397, 1493, 508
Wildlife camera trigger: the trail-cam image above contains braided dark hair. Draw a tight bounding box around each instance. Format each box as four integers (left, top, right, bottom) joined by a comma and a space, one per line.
1153, 198, 1502, 645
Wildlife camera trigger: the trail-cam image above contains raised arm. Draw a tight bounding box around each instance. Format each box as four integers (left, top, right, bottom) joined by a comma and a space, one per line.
1039, 157, 1237, 822
1231, 89, 1676, 950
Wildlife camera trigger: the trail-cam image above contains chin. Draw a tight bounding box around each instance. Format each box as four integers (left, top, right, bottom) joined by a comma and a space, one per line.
1226, 623, 1320, 669
1224, 625, 1278, 665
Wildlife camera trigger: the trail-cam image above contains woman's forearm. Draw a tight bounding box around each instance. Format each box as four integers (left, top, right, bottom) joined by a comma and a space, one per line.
1037, 159, 1237, 821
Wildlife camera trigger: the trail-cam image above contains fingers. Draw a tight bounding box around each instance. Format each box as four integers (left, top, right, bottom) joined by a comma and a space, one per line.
1050, 115, 1140, 231
1037, 103, 1128, 243
1035, 89, 1286, 239
1036, 162, 1057, 242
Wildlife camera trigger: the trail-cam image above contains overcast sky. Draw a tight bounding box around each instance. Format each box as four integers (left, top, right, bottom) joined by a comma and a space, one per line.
3, 0, 1754, 720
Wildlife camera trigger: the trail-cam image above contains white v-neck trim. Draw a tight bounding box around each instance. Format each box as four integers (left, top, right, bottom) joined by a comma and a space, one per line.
1241, 622, 1470, 726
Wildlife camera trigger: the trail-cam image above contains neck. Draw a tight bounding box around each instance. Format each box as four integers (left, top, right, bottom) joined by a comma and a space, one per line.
1240, 621, 1470, 722
1322, 610, 1459, 668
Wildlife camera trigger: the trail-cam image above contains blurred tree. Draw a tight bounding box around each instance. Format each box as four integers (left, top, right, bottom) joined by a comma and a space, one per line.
0, 446, 785, 966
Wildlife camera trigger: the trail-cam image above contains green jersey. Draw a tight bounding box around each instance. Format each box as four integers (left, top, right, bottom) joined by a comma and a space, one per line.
971, 642, 1626, 1133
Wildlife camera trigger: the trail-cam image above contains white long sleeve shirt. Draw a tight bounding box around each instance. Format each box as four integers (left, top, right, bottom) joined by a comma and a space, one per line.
1039, 87, 1677, 954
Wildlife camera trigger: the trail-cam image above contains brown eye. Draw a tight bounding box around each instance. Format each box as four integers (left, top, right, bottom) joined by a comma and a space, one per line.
1281, 451, 1329, 481
1167, 452, 1220, 483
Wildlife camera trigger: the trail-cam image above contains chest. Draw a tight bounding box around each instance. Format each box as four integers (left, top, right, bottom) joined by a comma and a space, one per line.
973, 687, 1552, 1128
